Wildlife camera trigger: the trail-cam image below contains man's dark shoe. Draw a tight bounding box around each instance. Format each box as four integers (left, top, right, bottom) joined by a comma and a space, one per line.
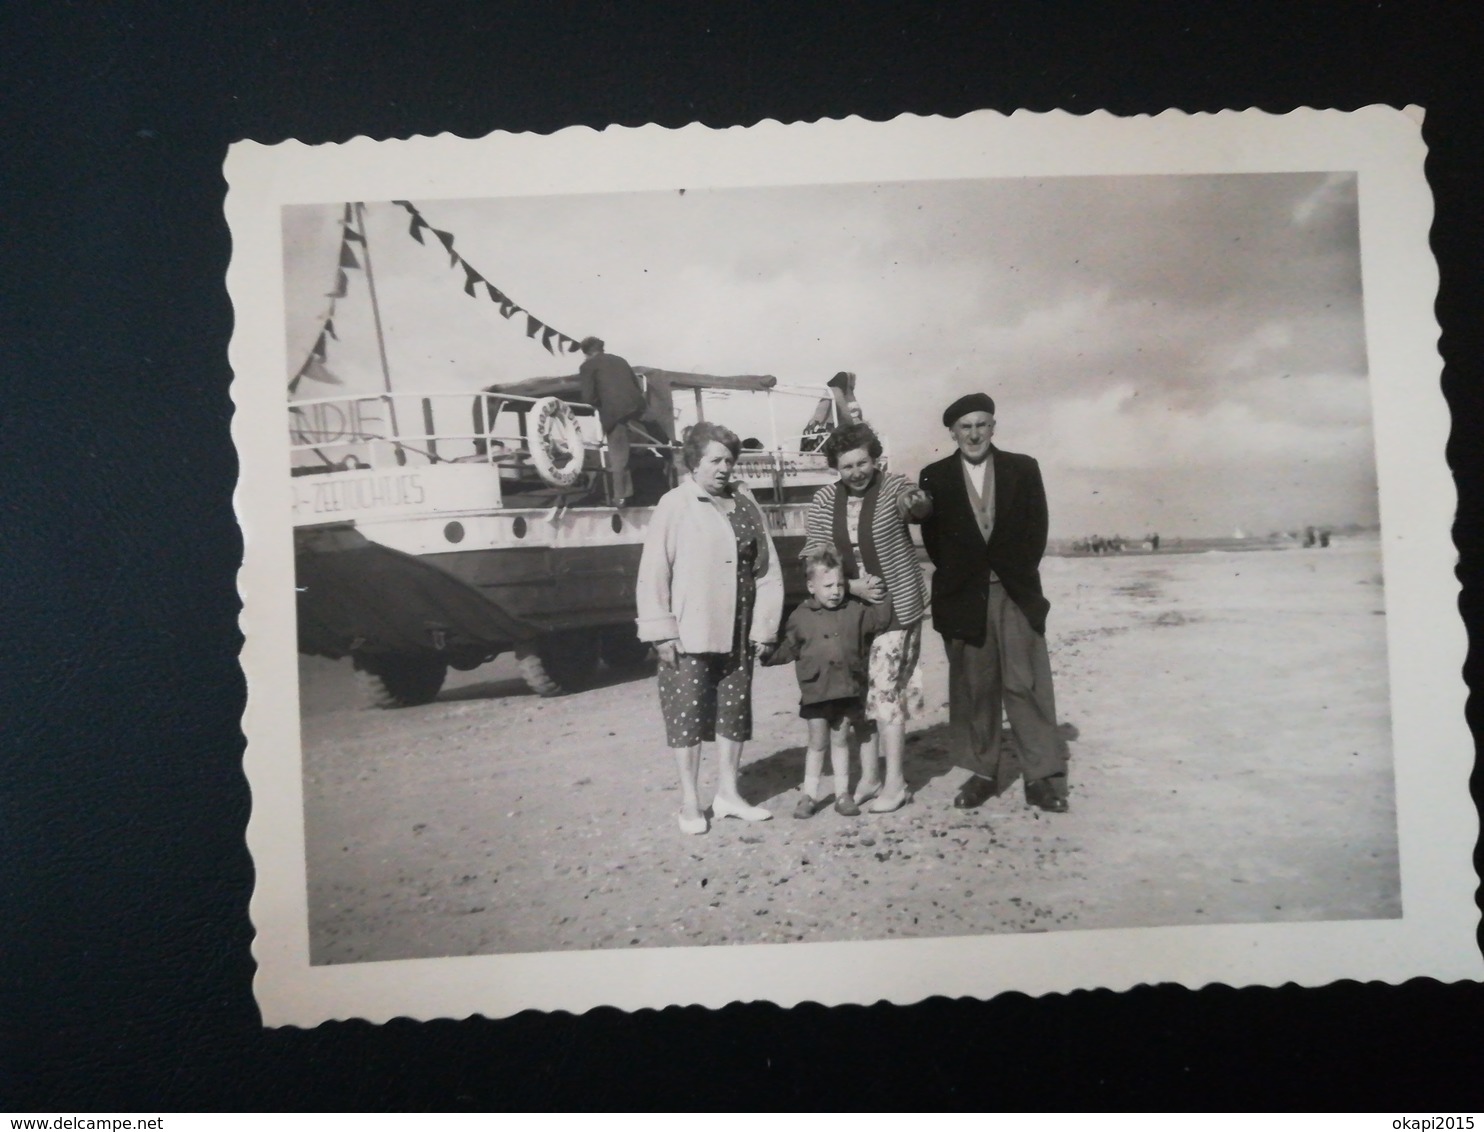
953, 775, 998, 809
1025, 776, 1069, 813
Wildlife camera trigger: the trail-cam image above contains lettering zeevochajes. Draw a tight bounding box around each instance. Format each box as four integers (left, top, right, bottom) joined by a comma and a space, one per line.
292, 472, 426, 517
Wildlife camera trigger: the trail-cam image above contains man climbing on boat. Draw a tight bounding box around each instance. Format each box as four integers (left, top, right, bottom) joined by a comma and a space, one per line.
577, 335, 649, 507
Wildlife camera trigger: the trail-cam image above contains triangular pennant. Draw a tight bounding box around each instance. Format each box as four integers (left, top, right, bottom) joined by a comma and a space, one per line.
433, 229, 455, 253
500, 301, 519, 319
326, 269, 348, 298
342, 203, 353, 225
312, 330, 328, 361
408, 214, 426, 244
341, 225, 365, 244
288, 374, 301, 395
462, 261, 484, 296
392, 200, 412, 211
300, 357, 343, 385
541, 327, 557, 354
324, 318, 338, 341
339, 242, 360, 269
525, 315, 541, 339
485, 282, 505, 304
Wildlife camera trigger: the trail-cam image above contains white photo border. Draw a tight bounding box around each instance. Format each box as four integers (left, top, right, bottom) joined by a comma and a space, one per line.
227, 107, 1478, 1027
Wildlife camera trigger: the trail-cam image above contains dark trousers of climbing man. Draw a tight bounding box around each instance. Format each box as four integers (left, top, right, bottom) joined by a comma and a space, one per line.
943, 580, 1068, 799
605, 421, 633, 503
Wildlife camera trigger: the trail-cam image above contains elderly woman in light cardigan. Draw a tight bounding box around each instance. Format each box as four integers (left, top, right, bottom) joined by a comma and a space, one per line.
636, 421, 784, 835
803, 421, 932, 813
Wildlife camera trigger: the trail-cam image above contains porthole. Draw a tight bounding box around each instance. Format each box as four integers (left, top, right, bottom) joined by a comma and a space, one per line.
512, 516, 527, 539
444, 521, 465, 544
611, 513, 623, 533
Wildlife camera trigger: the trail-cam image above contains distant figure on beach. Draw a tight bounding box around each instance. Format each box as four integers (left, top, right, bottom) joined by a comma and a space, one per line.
1319, 529, 1331, 548
918, 392, 1071, 813
1303, 525, 1317, 548
636, 421, 784, 835
801, 421, 932, 814
577, 336, 648, 507
765, 545, 895, 819
1150, 531, 1160, 551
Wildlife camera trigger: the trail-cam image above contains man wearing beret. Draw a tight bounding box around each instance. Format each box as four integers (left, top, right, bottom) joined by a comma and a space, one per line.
918, 393, 1070, 812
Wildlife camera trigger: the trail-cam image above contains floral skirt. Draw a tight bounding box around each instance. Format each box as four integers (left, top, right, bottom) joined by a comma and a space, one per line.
864, 623, 924, 725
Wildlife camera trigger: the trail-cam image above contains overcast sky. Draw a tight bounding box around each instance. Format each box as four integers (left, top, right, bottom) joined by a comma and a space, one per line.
282, 172, 1374, 538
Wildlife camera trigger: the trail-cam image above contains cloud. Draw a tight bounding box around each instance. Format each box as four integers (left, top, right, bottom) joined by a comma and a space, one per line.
1026, 378, 1374, 473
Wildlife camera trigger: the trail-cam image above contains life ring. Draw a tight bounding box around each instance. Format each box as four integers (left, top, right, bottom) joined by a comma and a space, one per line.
529, 396, 586, 488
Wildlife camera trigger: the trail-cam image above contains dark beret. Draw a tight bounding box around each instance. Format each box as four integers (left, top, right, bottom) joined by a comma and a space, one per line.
579, 336, 604, 353
942, 392, 996, 427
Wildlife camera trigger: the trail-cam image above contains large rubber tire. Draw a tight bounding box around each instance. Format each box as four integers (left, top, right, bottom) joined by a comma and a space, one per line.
517, 633, 601, 696
598, 624, 653, 674
516, 649, 561, 697
354, 653, 448, 708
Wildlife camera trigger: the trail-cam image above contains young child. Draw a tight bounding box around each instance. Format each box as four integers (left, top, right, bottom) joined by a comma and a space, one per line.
765, 545, 894, 817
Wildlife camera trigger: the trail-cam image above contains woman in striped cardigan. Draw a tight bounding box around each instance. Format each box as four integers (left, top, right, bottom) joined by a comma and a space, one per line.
802, 422, 932, 813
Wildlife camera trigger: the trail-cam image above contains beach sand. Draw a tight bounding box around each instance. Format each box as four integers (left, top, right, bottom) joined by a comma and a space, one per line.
298, 536, 1398, 964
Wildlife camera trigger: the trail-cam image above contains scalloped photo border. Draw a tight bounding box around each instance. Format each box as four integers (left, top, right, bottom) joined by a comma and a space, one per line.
227, 107, 1476, 1027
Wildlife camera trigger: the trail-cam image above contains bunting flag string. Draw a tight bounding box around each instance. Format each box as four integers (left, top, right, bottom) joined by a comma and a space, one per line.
290, 198, 586, 395
392, 200, 583, 356
288, 201, 363, 394
461, 261, 484, 297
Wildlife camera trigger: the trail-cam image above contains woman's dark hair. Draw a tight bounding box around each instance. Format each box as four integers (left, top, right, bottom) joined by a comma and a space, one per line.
821, 421, 883, 469
682, 420, 743, 470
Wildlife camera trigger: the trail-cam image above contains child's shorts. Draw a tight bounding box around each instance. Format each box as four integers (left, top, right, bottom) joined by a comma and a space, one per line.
799, 696, 867, 729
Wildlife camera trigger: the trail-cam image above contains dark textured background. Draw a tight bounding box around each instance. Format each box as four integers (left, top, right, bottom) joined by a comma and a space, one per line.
3, 0, 1481, 1110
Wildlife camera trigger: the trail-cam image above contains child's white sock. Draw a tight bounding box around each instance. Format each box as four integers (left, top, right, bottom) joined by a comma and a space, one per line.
832, 772, 851, 801
803, 764, 824, 801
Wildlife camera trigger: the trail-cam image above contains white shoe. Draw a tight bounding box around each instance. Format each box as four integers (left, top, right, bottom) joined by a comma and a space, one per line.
853, 781, 882, 806
677, 813, 709, 835
711, 796, 773, 822
867, 787, 911, 814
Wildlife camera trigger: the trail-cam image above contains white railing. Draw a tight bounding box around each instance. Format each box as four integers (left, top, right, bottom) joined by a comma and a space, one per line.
287, 386, 848, 478
288, 390, 605, 472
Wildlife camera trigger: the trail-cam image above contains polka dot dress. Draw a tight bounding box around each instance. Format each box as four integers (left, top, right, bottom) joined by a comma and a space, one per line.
656, 502, 766, 747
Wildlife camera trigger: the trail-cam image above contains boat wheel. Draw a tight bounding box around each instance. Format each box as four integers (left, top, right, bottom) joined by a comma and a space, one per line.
517, 632, 600, 696
598, 625, 653, 674
353, 652, 449, 708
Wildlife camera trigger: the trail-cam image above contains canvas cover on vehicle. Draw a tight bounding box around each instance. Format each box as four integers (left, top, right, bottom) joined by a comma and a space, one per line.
483, 368, 779, 444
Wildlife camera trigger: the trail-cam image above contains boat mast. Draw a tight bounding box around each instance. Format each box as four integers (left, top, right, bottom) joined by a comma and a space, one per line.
354, 201, 405, 464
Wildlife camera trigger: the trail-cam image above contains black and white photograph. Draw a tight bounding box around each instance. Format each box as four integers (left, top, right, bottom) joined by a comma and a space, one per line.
231, 109, 1475, 1025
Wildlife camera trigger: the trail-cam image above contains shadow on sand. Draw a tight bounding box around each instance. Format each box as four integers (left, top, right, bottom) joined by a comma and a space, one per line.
737, 719, 1079, 805
738, 721, 967, 805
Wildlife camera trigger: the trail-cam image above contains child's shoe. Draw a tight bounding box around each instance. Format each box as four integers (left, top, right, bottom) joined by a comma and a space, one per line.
792, 794, 829, 819
834, 794, 861, 817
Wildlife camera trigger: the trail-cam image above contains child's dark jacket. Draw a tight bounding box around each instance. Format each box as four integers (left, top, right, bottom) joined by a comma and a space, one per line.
765, 595, 894, 705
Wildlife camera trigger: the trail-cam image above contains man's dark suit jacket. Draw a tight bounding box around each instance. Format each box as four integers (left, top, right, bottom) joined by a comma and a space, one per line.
918, 446, 1051, 640
577, 351, 647, 434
